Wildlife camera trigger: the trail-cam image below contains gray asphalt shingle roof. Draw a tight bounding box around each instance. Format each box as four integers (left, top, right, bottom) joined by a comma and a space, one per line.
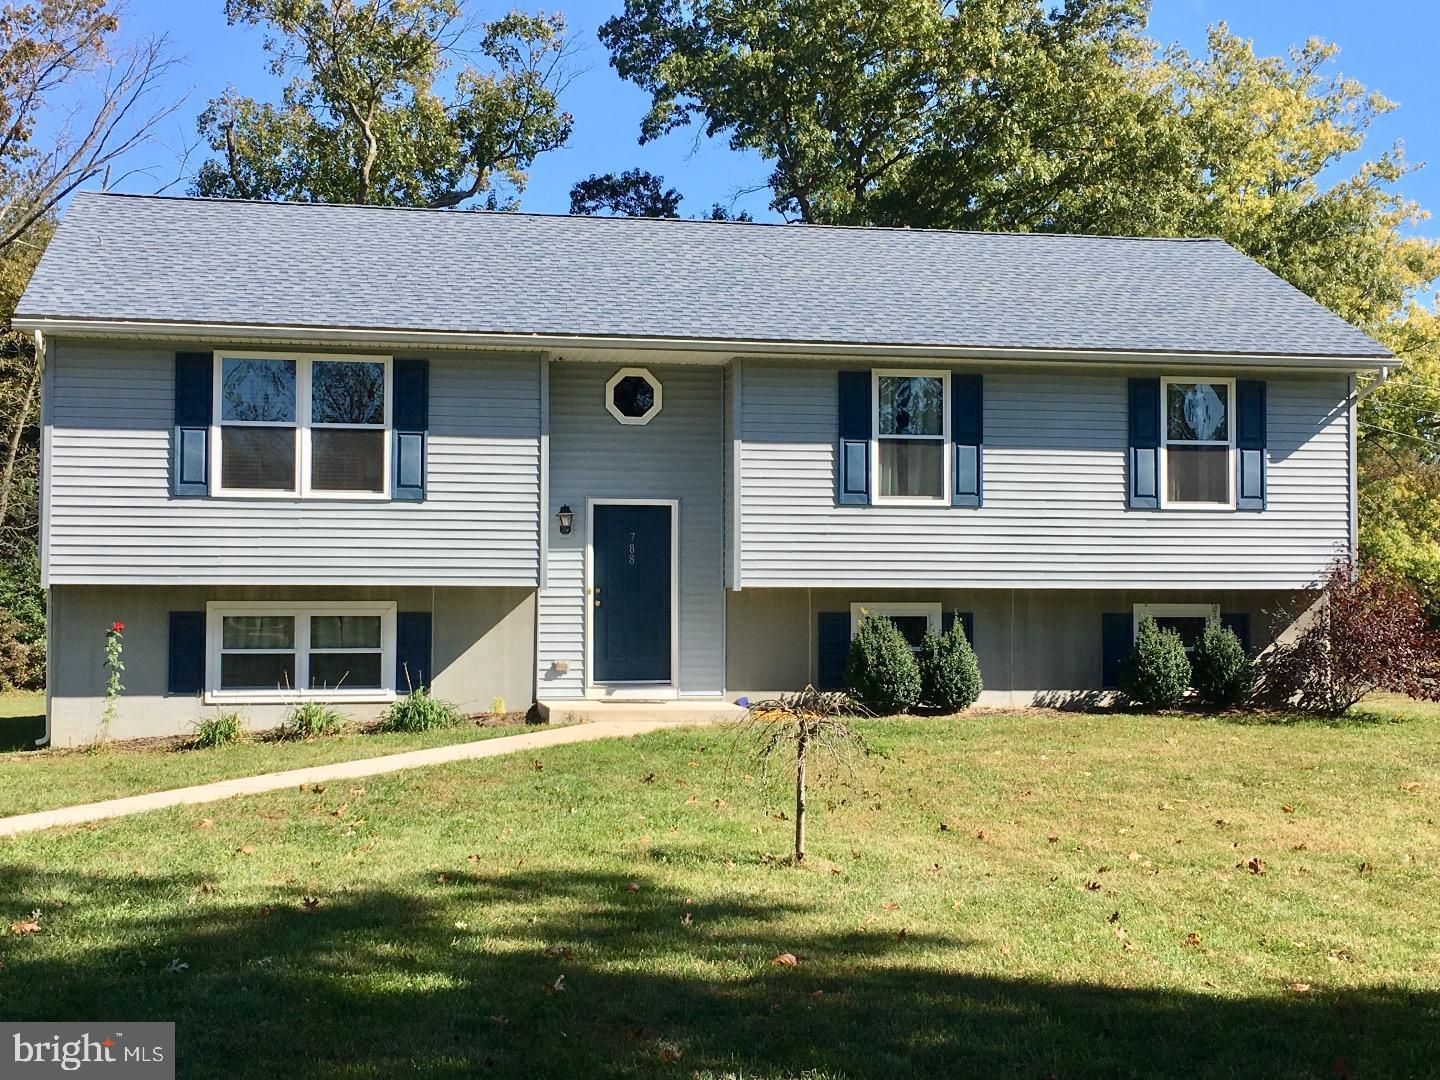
16, 191, 1390, 359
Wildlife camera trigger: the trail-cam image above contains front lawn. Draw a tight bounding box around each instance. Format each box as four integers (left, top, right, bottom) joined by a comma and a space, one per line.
0, 712, 533, 818
1, 709, 1437, 1078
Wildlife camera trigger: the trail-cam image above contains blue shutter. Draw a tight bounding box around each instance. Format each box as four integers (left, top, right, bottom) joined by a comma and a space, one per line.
395, 611, 433, 691
1220, 612, 1252, 656
1101, 613, 1133, 689
173, 353, 212, 497
1128, 378, 1160, 509
836, 371, 871, 505
393, 358, 429, 501
941, 610, 975, 645
816, 612, 850, 690
1235, 380, 1267, 511
168, 611, 205, 694
951, 374, 982, 507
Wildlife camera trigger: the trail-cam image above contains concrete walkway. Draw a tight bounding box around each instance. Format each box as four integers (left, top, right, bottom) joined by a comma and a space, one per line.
0, 718, 711, 839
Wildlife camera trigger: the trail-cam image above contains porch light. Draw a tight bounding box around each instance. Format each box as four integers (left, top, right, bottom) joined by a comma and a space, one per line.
556, 504, 574, 535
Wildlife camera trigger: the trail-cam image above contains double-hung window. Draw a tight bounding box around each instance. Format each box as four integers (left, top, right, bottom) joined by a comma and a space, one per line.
215, 352, 391, 497
850, 602, 942, 655
208, 602, 396, 700
873, 370, 949, 502
1161, 378, 1233, 507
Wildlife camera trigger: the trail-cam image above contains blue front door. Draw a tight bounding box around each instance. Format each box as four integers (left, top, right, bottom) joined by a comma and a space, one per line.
593, 504, 673, 683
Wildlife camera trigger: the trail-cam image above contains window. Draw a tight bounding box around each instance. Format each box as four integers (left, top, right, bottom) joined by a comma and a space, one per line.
850, 602, 942, 654
605, 367, 662, 425
1134, 603, 1219, 661
1161, 379, 1233, 507
214, 352, 391, 497
873, 370, 948, 502
207, 603, 396, 700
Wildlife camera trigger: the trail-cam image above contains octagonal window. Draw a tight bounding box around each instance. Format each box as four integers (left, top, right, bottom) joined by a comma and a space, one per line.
605, 367, 662, 425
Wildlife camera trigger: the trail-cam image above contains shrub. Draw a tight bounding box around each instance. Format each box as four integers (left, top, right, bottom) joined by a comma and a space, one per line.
0, 610, 42, 692
918, 621, 982, 712
191, 710, 248, 748
275, 701, 346, 740
1259, 559, 1440, 715
1118, 615, 1191, 710
845, 614, 921, 714
377, 687, 465, 732
1192, 618, 1253, 707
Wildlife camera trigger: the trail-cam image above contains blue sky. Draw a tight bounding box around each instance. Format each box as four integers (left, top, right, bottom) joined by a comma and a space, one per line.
108, 0, 1438, 236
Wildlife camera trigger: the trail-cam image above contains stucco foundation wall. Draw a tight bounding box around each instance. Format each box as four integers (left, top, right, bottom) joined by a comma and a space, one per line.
47, 584, 536, 746
727, 587, 1313, 706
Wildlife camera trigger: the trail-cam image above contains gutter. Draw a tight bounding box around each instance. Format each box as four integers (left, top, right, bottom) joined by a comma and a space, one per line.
10, 315, 1398, 372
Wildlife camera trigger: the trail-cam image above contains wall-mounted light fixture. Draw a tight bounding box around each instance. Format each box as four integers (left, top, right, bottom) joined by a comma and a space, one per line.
556, 504, 574, 535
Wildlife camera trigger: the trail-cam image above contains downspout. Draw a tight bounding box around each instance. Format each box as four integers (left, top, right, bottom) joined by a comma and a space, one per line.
1349, 367, 1390, 566
34, 328, 49, 747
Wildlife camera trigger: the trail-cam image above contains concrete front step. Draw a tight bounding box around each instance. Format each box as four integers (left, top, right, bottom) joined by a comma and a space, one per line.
535, 699, 747, 726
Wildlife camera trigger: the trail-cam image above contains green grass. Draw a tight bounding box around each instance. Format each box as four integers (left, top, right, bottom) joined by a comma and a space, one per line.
0, 715, 532, 818
1, 708, 1437, 1078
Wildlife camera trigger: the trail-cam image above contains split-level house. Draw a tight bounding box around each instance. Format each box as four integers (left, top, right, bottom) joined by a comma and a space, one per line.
15, 192, 1394, 745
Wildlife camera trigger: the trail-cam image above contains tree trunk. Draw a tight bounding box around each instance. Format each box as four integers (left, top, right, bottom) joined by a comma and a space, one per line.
794, 724, 808, 862
0, 349, 39, 528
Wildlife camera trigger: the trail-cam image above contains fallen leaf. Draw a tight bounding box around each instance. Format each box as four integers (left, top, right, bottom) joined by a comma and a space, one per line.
543, 944, 574, 959
680, 912, 693, 926
237, 844, 256, 856
811, 989, 825, 1000
195, 818, 214, 830
544, 975, 567, 995
301, 896, 320, 912
658, 1046, 682, 1063
486, 1015, 508, 1027
1282, 804, 1296, 814
9, 917, 40, 936
642, 772, 655, 784
436, 873, 451, 884
881, 901, 900, 911
771, 952, 799, 966
1047, 834, 1059, 843
1107, 911, 1121, 924
532, 760, 544, 771
975, 829, 988, 841
1289, 981, 1311, 993
259, 905, 273, 917
1358, 861, 1374, 875
467, 854, 482, 863
895, 928, 909, 941
938, 822, 950, 832
1084, 880, 1102, 892
625, 882, 640, 893
1244, 857, 1266, 875
1184, 932, 1203, 948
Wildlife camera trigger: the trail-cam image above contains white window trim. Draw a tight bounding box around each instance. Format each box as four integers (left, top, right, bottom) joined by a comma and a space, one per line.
850, 602, 942, 650
1133, 603, 1219, 638
205, 601, 397, 704
871, 368, 950, 505
605, 366, 663, 426
1159, 376, 1235, 510
211, 351, 394, 500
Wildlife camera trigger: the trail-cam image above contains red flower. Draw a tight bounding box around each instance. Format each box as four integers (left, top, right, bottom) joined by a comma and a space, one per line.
109, 621, 125, 634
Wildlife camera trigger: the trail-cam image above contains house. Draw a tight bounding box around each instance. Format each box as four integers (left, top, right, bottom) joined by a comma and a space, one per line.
14, 192, 1394, 745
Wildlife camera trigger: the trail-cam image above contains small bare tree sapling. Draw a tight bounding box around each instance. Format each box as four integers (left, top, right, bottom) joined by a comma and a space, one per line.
735, 687, 870, 864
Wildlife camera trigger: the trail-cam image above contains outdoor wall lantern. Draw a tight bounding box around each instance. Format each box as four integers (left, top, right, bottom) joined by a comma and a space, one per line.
556, 505, 574, 535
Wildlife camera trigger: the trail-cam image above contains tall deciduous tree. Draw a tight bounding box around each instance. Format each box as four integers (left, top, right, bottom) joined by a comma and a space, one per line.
602, 1, 1440, 611
568, 166, 752, 220
194, 0, 575, 209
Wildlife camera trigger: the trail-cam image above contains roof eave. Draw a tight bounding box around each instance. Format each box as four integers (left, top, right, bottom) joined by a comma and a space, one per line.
11, 314, 1399, 371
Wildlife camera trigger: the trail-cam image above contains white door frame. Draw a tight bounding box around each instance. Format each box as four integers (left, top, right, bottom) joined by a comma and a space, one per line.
585, 498, 681, 699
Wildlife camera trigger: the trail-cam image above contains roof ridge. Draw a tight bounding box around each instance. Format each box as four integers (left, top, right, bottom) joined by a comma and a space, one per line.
72, 189, 1228, 244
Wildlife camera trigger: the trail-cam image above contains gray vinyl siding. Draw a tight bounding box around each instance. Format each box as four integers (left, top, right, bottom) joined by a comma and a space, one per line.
46, 340, 541, 585
538, 362, 725, 697
738, 362, 1351, 589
